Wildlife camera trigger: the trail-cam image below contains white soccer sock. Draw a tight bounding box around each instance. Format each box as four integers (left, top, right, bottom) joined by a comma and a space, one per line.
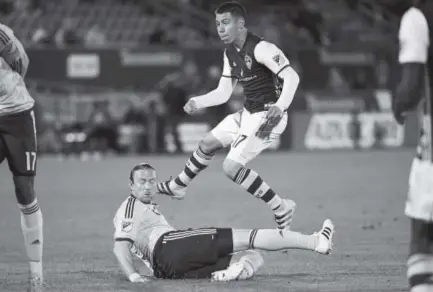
19, 199, 43, 279
249, 229, 317, 251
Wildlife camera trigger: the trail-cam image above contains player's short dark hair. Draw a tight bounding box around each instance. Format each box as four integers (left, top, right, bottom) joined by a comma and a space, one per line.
215, 1, 247, 20
129, 163, 155, 182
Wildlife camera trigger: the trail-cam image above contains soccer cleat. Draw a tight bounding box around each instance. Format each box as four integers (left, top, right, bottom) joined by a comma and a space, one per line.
314, 219, 335, 255
274, 199, 296, 230
211, 261, 245, 282
28, 276, 44, 292
157, 178, 186, 199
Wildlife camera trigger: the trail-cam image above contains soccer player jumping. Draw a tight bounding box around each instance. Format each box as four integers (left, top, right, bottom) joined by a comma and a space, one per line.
394, 1, 433, 291
157, 1, 300, 230
113, 163, 334, 282
0, 23, 44, 291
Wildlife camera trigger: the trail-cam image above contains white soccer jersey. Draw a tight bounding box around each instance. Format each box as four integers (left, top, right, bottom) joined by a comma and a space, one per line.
113, 196, 175, 265
0, 23, 33, 116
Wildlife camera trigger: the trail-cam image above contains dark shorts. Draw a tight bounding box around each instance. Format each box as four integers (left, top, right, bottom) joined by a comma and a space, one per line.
0, 108, 37, 176
152, 228, 234, 279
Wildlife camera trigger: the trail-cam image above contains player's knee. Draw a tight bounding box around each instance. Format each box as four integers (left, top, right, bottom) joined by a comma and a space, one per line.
222, 159, 243, 181
199, 133, 223, 154
13, 175, 36, 206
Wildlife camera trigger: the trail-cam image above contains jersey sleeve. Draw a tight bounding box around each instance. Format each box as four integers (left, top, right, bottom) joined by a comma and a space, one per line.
254, 41, 291, 76
398, 8, 429, 64
0, 26, 29, 77
221, 50, 233, 78
113, 201, 138, 244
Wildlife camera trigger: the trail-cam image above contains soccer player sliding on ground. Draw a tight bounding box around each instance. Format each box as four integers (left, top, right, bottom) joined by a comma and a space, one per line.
113, 163, 335, 282
158, 1, 300, 231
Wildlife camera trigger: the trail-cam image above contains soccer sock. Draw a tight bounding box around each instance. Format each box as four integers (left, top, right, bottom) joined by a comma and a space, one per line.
19, 199, 43, 279
170, 146, 214, 188
232, 167, 286, 214
248, 229, 317, 251
408, 253, 433, 292
237, 251, 264, 280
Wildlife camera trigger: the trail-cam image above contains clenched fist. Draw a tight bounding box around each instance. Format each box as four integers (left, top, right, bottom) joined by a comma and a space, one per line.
183, 99, 200, 115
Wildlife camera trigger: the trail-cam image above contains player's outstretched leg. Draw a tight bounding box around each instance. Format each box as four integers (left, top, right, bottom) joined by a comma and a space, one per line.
407, 219, 433, 292
211, 220, 334, 282
223, 159, 296, 230
14, 176, 44, 291
236, 219, 334, 254
157, 134, 223, 198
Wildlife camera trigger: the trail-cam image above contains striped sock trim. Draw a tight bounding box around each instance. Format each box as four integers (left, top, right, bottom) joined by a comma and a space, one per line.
21, 203, 40, 215
196, 146, 214, 160
19, 199, 40, 215
248, 229, 259, 249
233, 167, 250, 184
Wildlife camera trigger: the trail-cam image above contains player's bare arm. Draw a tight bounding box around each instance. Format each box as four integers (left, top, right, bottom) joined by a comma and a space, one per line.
184, 51, 237, 115
0, 25, 29, 78
254, 41, 300, 137
113, 240, 147, 282
394, 7, 429, 124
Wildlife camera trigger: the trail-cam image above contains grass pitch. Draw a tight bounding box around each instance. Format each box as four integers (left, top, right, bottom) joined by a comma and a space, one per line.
0, 150, 412, 292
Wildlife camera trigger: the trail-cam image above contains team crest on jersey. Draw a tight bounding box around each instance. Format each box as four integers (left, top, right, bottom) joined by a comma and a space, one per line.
121, 220, 133, 232
244, 54, 252, 69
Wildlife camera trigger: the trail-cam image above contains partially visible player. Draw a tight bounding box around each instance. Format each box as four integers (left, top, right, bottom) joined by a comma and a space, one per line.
113, 163, 334, 282
0, 23, 44, 291
157, 1, 300, 231
394, 1, 433, 291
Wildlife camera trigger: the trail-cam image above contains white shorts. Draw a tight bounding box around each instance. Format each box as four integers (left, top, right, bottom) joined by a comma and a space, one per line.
210, 109, 288, 165
405, 158, 433, 222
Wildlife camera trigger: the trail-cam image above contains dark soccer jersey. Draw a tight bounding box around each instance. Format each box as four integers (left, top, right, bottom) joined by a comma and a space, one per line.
223, 32, 290, 113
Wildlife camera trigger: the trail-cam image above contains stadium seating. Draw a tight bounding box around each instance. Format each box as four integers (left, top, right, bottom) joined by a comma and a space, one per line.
0, 0, 399, 48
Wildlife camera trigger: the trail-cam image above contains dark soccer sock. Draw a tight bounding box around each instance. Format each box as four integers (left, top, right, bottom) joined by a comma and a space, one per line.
19, 199, 43, 278
232, 167, 284, 212
172, 146, 214, 188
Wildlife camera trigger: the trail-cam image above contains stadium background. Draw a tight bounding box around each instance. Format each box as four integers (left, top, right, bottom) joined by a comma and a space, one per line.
0, 0, 418, 291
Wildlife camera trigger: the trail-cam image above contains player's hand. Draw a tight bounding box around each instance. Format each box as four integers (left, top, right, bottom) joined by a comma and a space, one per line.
256, 105, 283, 139
183, 99, 199, 115
128, 273, 149, 283
392, 101, 407, 125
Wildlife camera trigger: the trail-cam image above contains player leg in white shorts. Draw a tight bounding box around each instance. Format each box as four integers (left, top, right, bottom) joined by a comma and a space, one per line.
158, 109, 296, 230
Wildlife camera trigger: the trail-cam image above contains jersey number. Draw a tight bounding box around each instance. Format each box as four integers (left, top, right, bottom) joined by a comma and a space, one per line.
233, 135, 247, 148
25, 151, 36, 171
